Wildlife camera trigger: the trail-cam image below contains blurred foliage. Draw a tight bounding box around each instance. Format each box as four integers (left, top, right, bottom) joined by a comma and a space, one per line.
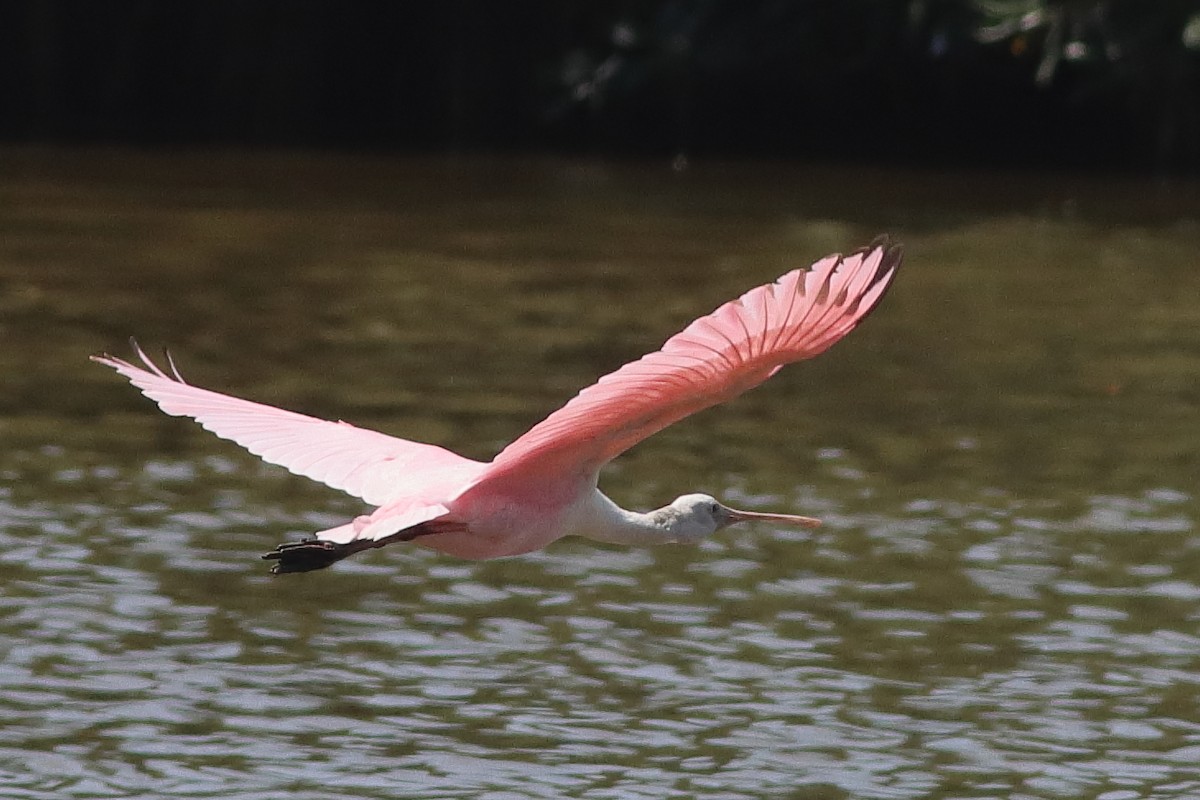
0, 0, 1196, 172
972, 1, 1200, 162
549, 0, 1200, 170
973, 1, 1200, 87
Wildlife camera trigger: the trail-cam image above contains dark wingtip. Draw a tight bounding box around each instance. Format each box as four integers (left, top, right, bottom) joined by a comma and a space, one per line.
855, 234, 903, 299
860, 234, 903, 283
830, 234, 903, 324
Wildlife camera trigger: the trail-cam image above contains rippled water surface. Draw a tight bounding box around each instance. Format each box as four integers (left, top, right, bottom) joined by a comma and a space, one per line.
2, 149, 1199, 799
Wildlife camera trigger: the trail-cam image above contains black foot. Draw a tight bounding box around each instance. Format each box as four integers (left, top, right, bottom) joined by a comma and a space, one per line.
262, 523, 444, 575
262, 538, 359, 574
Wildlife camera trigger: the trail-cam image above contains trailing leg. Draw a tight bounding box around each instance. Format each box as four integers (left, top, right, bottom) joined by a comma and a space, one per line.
261, 525, 435, 574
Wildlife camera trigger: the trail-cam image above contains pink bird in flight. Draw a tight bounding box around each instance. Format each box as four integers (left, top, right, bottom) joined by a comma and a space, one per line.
94, 237, 901, 574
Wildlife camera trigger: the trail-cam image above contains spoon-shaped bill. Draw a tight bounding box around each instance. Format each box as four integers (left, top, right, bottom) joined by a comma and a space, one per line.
723, 506, 821, 529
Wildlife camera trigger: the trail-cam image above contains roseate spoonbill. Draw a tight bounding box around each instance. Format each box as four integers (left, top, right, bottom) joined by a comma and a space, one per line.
93, 237, 901, 573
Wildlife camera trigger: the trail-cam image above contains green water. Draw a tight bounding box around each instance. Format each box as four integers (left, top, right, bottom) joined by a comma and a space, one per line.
1, 148, 1198, 799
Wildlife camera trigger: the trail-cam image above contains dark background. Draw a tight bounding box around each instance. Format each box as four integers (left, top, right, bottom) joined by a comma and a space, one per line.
2, 0, 1198, 174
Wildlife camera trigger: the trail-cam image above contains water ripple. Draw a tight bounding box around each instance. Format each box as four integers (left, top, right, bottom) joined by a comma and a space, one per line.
5, 461, 1197, 798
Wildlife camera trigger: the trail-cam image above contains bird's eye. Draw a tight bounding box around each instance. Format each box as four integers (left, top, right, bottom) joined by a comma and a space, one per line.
710, 502, 720, 514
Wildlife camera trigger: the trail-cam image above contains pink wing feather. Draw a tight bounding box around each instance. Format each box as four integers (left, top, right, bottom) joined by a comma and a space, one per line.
486, 237, 902, 481
91, 344, 483, 507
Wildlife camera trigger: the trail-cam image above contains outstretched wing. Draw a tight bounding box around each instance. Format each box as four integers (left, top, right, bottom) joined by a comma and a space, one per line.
487, 237, 902, 481
92, 343, 482, 507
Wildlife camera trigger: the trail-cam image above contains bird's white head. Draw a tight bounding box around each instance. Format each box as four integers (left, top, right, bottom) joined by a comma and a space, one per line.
661, 493, 821, 542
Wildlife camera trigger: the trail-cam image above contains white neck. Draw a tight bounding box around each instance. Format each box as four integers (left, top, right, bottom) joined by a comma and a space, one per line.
572, 491, 681, 546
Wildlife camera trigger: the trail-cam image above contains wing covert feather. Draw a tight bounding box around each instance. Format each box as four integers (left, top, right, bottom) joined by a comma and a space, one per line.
92, 345, 482, 506
489, 237, 901, 478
